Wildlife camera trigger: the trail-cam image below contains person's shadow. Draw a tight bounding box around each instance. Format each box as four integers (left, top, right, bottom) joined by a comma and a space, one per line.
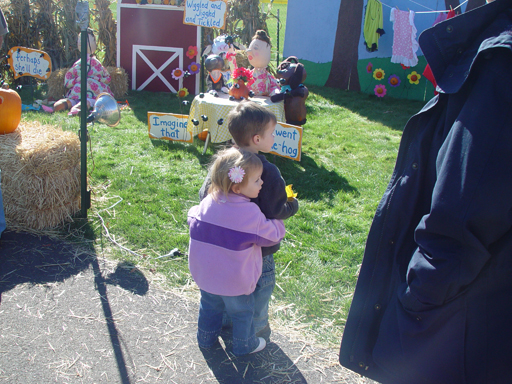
200, 329, 308, 383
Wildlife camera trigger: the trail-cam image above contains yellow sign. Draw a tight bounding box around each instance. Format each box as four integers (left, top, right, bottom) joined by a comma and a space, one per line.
148, 112, 193, 143
7, 47, 52, 80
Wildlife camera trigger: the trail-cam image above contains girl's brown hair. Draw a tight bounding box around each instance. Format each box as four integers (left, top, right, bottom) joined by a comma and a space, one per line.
209, 147, 262, 199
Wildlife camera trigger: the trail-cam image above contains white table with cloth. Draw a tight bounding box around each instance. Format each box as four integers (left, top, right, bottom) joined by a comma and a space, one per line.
187, 92, 285, 147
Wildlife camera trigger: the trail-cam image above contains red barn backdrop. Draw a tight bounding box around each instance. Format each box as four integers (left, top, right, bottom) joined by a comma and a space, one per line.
117, 1, 201, 94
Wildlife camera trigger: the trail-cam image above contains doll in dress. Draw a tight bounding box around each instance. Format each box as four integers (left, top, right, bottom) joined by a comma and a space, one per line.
246, 30, 280, 97
53, 30, 114, 115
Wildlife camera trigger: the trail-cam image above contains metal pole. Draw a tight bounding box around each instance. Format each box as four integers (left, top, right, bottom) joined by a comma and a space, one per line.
276, 8, 280, 67
77, 1, 90, 218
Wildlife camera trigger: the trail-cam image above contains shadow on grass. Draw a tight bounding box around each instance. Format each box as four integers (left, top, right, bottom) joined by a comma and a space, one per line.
307, 84, 427, 133
126, 90, 194, 124
150, 136, 230, 168
270, 152, 358, 202
0, 224, 148, 384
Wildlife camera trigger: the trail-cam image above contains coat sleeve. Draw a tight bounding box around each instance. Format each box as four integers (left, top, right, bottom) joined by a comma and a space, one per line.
256, 162, 299, 220
400, 51, 512, 312
254, 209, 286, 247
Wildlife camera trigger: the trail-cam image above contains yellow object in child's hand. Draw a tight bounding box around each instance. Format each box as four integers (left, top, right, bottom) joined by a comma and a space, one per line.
286, 184, 297, 201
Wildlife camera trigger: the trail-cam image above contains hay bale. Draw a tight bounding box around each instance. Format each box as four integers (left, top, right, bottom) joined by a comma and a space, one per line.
235, 50, 250, 69
106, 66, 128, 99
46, 68, 68, 100
0, 120, 81, 231
46, 66, 128, 100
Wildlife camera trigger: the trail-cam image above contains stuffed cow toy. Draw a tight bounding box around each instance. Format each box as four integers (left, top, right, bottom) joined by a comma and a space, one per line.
270, 56, 308, 126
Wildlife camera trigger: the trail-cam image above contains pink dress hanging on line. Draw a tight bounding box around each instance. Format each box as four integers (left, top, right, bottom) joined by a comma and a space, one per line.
390, 8, 419, 67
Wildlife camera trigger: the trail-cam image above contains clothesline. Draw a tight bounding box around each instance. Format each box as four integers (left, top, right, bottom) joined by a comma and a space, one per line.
380, 0, 468, 14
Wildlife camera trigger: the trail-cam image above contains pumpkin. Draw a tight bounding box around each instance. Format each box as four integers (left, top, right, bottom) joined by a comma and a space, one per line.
0, 88, 22, 134
197, 129, 209, 141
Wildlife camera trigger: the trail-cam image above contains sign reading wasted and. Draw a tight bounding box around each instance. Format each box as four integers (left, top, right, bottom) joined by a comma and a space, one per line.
183, 0, 227, 29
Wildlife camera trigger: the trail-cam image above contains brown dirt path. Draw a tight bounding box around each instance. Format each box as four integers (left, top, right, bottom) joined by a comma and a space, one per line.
0, 231, 376, 384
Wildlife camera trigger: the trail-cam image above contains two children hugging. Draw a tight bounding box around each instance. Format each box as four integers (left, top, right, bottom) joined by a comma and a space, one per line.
188, 101, 299, 356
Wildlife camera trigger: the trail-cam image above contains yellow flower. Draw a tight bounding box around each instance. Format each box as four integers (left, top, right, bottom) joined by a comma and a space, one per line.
373, 68, 385, 81
177, 87, 189, 98
407, 71, 421, 85
285, 184, 297, 201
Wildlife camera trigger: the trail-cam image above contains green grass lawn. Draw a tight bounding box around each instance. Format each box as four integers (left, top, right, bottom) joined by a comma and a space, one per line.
18, 84, 426, 347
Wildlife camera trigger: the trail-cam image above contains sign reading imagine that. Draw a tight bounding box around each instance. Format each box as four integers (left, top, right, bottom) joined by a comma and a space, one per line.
148, 112, 193, 143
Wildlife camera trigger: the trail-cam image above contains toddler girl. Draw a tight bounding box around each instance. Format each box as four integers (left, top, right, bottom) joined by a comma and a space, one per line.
188, 147, 285, 356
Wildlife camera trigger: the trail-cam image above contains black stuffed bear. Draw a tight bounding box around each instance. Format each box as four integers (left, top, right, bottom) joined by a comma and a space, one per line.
270, 56, 308, 126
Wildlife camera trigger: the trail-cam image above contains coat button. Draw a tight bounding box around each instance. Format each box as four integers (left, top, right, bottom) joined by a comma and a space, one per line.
389, 239, 394, 245
359, 361, 365, 368
374, 303, 381, 311
412, 163, 418, 170
416, 316, 422, 321
446, 25, 453, 33
457, 47, 463, 55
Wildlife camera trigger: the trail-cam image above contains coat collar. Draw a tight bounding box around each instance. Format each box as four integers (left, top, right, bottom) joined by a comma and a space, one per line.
419, 0, 512, 94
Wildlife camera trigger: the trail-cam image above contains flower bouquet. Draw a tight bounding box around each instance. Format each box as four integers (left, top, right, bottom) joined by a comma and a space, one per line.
229, 67, 254, 100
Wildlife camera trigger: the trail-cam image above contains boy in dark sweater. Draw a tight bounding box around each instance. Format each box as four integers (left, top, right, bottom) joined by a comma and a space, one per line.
199, 101, 299, 340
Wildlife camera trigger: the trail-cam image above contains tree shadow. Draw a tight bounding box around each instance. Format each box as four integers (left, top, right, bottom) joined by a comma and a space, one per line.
0, 227, 149, 384
307, 84, 427, 133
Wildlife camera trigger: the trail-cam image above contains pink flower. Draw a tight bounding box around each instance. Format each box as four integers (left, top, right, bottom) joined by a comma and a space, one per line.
374, 84, 387, 98
228, 166, 245, 183
186, 46, 198, 59
366, 62, 373, 73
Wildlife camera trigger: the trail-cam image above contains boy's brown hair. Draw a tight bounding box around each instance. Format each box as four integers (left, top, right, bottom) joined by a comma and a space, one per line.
227, 101, 277, 147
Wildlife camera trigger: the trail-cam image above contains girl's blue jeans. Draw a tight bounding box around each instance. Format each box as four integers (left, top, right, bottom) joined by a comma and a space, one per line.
221, 254, 276, 334
253, 254, 276, 333
0, 170, 5, 237
197, 289, 258, 356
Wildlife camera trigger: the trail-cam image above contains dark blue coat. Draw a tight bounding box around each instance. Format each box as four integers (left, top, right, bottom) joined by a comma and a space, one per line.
339, 1, 512, 383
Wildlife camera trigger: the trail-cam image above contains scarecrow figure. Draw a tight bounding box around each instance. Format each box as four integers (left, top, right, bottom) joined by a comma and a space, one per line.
246, 30, 280, 97
53, 30, 114, 115
205, 54, 229, 96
